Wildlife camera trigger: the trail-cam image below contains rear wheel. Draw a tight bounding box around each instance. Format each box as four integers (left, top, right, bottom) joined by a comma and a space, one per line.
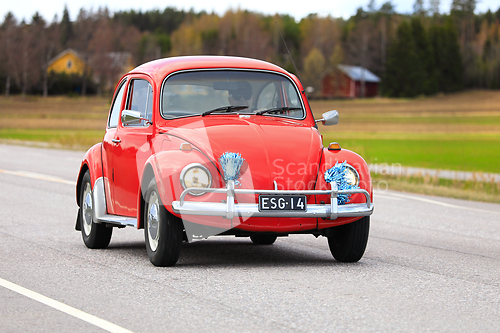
144, 179, 183, 266
328, 216, 369, 262
250, 234, 277, 245
80, 170, 112, 249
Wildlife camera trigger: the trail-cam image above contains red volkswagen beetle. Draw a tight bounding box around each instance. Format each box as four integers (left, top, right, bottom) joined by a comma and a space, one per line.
75, 56, 373, 266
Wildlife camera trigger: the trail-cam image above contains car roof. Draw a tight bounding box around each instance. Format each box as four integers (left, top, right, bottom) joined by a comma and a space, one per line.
129, 56, 290, 82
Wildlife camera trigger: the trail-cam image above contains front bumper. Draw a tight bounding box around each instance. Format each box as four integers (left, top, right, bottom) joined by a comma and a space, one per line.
172, 181, 373, 220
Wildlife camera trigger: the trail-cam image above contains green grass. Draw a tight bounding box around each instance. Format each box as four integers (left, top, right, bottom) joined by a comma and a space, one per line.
312, 90, 500, 175
0, 128, 104, 149
339, 115, 500, 125
372, 173, 500, 204
323, 132, 500, 174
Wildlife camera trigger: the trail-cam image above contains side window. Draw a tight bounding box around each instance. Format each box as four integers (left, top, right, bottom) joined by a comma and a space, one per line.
287, 82, 300, 107
108, 80, 127, 128
126, 79, 153, 126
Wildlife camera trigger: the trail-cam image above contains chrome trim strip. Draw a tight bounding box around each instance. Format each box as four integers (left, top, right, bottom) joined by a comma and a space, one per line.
96, 214, 137, 227
172, 182, 373, 220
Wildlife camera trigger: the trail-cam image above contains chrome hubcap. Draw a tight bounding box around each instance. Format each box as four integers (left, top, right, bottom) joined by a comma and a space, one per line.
82, 183, 93, 236
147, 191, 160, 252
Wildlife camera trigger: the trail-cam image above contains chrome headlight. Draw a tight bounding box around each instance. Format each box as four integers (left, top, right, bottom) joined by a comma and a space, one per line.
344, 164, 360, 186
180, 163, 212, 195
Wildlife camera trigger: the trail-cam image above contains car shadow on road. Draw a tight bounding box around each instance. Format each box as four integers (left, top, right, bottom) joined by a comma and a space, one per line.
104, 238, 368, 268
177, 239, 363, 268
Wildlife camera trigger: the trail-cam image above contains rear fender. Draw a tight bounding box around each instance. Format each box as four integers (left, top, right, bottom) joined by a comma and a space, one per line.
76, 143, 103, 207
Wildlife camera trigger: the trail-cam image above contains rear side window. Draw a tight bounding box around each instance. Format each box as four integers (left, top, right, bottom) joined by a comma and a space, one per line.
108, 80, 127, 128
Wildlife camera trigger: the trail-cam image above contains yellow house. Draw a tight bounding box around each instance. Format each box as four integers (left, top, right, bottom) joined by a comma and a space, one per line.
47, 49, 89, 75
47, 48, 134, 77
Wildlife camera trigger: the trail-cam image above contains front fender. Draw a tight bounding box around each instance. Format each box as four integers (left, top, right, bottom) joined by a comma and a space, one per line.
316, 147, 372, 199
76, 143, 103, 207
315, 147, 372, 229
138, 149, 222, 226
316, 148, 373, 209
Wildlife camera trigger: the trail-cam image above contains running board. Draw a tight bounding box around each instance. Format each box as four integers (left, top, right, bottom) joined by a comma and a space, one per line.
92, 177, 138, 228
96, 214, 137, 227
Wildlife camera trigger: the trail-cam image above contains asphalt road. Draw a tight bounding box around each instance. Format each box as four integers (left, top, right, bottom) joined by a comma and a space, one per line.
1, 143, 499, 332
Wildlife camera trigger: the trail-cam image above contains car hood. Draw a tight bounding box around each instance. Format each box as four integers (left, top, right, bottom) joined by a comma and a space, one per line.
161, 116, 323, 190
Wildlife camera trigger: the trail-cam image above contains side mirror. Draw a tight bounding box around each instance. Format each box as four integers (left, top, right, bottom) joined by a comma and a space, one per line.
315, 110, 339, 126
121, 110, 151, 126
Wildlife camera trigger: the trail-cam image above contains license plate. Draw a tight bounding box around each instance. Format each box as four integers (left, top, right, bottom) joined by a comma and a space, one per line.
258, 195, 307, 211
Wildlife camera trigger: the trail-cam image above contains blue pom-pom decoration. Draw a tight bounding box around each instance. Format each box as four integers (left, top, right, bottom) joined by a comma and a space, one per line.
219, 152, 245, 183
324, 161, 359, 205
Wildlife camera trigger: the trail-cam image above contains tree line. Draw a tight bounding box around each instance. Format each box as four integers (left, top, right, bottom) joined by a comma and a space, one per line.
1, 1, 499, 98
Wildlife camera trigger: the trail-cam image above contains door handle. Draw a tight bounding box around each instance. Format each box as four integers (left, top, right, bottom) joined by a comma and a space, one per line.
112, 139, 121, 144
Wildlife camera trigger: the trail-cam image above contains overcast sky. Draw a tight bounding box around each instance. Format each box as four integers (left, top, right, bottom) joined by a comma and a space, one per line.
3, 0, 499, 23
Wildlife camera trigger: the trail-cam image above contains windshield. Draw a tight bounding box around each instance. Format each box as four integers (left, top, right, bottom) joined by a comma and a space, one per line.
161, 70, 304, 119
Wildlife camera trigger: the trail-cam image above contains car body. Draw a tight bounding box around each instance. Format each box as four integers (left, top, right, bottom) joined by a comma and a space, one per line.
75, 56, 374, 266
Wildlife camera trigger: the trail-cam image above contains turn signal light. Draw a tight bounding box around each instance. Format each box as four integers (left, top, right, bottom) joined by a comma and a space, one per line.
328, 142, 341, 151
180, 142, 192, 151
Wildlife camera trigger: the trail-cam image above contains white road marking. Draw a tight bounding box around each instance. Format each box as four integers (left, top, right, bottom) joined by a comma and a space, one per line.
375, 190, 500, 215
0, 169, 76, 186
0, 278, 134, 333
375, 194, 403, 201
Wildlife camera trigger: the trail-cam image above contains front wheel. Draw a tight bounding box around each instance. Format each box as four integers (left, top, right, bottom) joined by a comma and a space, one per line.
144, 179, 183, 266
80, 170, 112, 249
327, 216, 370, 262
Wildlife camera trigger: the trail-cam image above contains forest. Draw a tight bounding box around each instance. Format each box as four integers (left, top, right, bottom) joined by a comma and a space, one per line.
0, 0, 499, 98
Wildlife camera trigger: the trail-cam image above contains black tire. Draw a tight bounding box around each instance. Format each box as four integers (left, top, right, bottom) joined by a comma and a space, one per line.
80, 170, 112, 249
250, 234, 278, 245
327, 216, 370, 262
144, 179, 183, 266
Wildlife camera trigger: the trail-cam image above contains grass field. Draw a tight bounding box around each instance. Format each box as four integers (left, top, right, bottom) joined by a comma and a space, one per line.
324, 133, 500, 174
0, 96, 108, 149
1, 90, 500, 174
314, 90, 500, 174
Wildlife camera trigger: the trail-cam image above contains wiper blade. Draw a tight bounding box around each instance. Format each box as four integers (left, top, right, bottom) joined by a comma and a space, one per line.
201, 105, 249, 117
255, 106, 302, 115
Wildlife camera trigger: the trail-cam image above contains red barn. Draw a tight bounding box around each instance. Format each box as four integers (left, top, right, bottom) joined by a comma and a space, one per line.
322, 64, 380, 98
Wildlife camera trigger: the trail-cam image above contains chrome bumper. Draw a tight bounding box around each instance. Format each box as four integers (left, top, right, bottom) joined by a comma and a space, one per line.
172, 181, 373, 220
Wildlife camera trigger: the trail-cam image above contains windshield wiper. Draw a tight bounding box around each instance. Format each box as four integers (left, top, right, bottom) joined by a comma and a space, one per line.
201, 105, 249, 117
255, 106, 302, 115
